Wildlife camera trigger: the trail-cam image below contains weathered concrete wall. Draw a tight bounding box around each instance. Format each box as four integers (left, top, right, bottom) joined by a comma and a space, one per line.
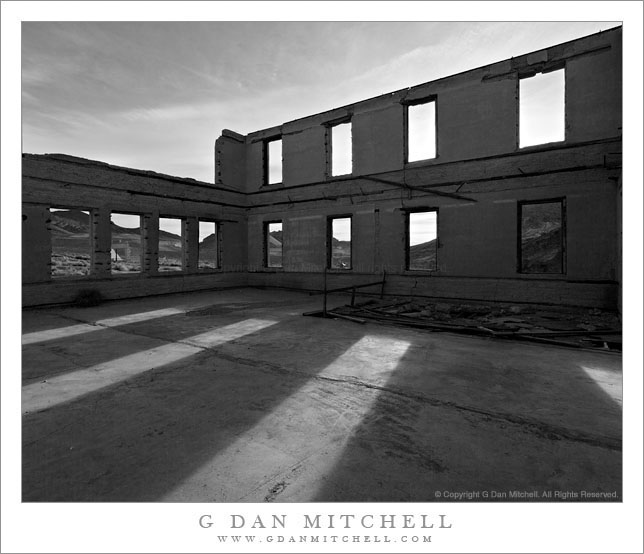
436, 77, 517, 162
241, 127, 621, 307
616, 175, 622, 315
22, 154, 248, 306
243, 165, 620, 309
283, 126, 327, 186
352, 209, 377, 273
22, 205, 51, 283
566, 31, 622, 143
219, 219, 247, 272
246, 272, 617, 309
23, 273, 248, 307
245, 140, 265, 190
215, 129, 246, 190
282, 214, 326, 272
353, 103, 404, 175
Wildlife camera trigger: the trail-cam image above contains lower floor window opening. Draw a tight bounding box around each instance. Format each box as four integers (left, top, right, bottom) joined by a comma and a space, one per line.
111, 212, 142, 274
407, 210, 437, 271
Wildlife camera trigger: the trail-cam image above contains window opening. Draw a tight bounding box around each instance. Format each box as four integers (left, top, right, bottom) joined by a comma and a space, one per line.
110, 212, 142, 273
266, 138, 282, 185
265, 221, 283, 268
158, 216, 184, 272
198, 220, 218, 270
329, 216, 352, 269
407, 210, 437, 271
519, 69, 565, 147
519, 200, 564, 273
50, 208, 92, 277
407, 100, 436, 162
331, 122, 352, 176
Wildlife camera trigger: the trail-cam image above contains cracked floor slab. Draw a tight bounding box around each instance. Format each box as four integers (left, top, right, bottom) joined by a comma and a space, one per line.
22, 288, 622, 502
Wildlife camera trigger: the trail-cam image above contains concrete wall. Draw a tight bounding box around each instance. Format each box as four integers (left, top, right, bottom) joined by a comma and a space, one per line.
352, 103, 404, 175
436, 77, 517, 162
243, 163, 620, 308
283, 126, 327, 186
22, 205, 51, 283
215, 129, 246, 190
22, 154, 248, 306
565, 30, 622, 143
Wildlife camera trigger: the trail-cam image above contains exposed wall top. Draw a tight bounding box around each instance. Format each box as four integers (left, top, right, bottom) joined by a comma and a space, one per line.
242, 26, 622, 140
219, 26, 621, 193
22, 153, 218, 189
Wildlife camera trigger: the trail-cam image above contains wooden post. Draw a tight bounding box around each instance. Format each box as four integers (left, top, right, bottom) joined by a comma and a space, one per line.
380, 269, 386, 299
351, 286, 356, 307
323, 267, 328, 317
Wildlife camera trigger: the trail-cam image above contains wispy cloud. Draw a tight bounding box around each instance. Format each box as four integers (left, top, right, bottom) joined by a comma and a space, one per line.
22, 21, 615, 182
117, 104, 203, 123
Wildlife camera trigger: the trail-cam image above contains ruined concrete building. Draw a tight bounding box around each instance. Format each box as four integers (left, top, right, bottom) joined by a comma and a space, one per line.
22, 27, 622, 310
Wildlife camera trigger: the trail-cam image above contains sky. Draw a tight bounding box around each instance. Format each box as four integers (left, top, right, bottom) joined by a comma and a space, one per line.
519, 68, 565, 147
21, 21, 620, 183
409, 211, 437, 246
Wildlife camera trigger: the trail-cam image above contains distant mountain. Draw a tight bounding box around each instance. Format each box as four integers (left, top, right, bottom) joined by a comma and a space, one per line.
110, 225, 180, 241
50, 210, 186, 239
521, 205, 563, 272
268, 235, 282, 248
409, 239, 437, 268
109, 222, 141, 236
199, 233, 217, 246
50, 210, 90, 235
52, 209, 89, 225
269, 230, 283, 243
332, 239, 351, 248
159, 229, 181, 241
198, 233, 218, 255
521, 227, 562, 272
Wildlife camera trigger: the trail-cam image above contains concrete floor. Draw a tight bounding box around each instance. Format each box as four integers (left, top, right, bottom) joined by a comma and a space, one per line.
22, 288, 622, 502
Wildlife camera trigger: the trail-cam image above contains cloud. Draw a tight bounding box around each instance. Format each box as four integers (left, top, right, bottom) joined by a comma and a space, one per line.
117, 105, 203, 123
21, 21, 617, 182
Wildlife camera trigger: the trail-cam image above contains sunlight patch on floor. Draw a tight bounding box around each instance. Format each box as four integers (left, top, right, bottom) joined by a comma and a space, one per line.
579, 365, 622, 406
160, 335, 411, 501
22, 318, 279, 414
182, 319, 278, 348
22, 307, 185, 345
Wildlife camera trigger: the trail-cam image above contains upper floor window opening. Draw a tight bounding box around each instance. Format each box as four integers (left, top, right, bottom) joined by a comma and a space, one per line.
265, 137, 282, 185
407, 99, 436, 163
519, 68, 565, 148
330, 121, 352, 177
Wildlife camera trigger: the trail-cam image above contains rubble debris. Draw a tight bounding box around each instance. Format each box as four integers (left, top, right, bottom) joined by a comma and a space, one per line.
316, 296, 621, 352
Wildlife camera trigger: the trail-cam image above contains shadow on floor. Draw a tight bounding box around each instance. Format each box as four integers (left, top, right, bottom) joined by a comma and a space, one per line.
22, 310, 271, 384
22, 317, 367, 501
312, 334, 622, 502
22, 302, 622, 503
